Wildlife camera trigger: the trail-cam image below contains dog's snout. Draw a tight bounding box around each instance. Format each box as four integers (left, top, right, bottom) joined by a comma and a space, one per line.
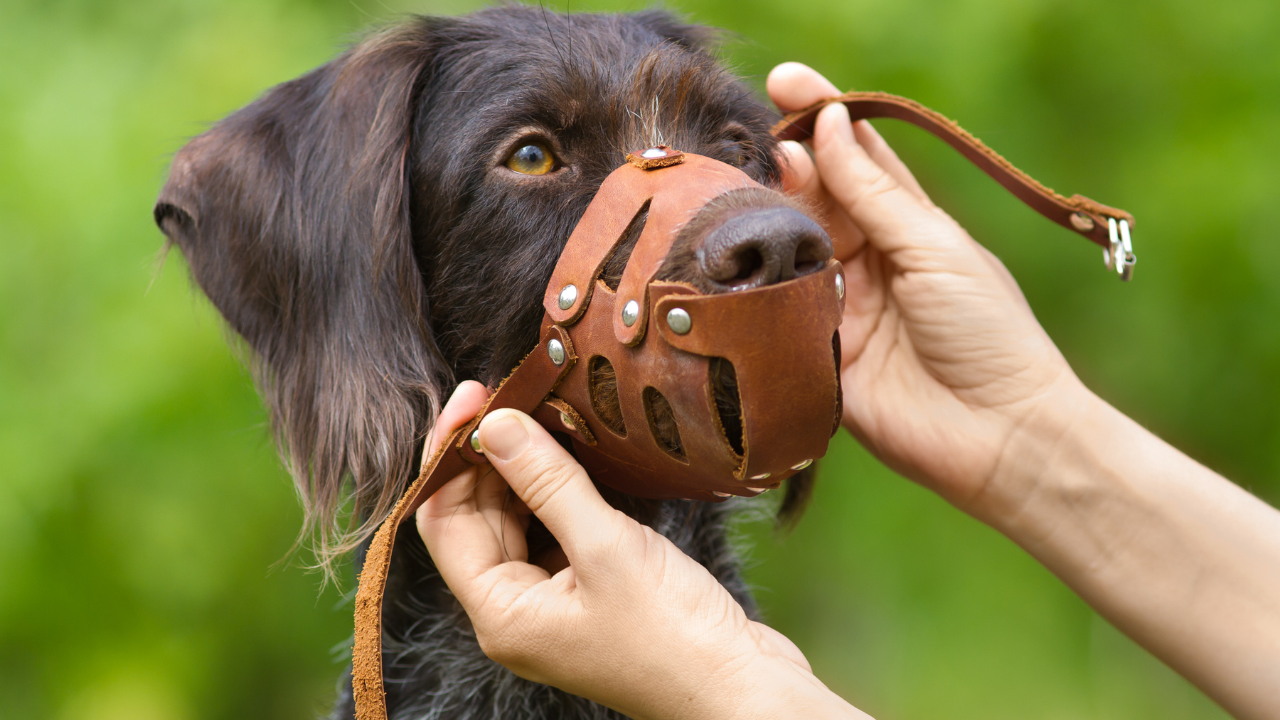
697, 208, 833, 290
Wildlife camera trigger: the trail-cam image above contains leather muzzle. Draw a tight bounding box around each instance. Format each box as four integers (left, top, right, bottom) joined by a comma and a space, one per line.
537, 148, 843, 499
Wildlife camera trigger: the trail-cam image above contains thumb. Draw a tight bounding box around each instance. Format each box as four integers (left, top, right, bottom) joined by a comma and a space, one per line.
477, 409, 622, 564
812, 102, 984, 276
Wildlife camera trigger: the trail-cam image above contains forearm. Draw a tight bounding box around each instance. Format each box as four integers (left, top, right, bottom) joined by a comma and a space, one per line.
984, 382, 1280, 720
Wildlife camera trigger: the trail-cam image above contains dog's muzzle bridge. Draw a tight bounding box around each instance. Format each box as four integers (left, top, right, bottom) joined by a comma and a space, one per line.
350, 91, 1137, 720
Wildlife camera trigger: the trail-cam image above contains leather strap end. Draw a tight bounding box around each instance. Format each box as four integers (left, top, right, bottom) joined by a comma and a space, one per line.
771, 91, 1136, 252
352, 319, 578, 720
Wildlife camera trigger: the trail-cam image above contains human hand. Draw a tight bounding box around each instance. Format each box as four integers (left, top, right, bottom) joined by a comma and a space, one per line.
767, 62, 1090, 517
416, 382, 863, 720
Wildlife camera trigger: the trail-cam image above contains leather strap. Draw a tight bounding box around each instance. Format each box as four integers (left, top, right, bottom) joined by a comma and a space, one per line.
771, 91, 1134, 248
351, 322, 576, 720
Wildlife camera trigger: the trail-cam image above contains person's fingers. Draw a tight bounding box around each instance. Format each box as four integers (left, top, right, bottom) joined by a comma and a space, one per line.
778, 140, 818, 196
418, 381, 491, 519
778, 140, 867, 261
850, 120, 933, 205
424, 380, 490, 460
476, 409, 622, 563
417, 381, 518, 596
767, 62, 840, 112
812, 102, 984, 274
768, 61, 932, 204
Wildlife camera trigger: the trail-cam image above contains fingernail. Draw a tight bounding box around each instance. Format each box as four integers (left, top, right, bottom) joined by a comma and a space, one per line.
479, 413, 528, 461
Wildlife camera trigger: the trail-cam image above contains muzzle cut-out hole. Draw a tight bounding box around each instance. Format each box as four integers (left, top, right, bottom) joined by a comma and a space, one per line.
589, 356, 626, 436
600, 200, 651, 292
832, 330, 843, 437
709, 357, 744, 457
643, 387, 686, 461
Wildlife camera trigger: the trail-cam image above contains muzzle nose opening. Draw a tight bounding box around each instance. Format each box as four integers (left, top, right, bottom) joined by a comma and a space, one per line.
698, 207, 833, 290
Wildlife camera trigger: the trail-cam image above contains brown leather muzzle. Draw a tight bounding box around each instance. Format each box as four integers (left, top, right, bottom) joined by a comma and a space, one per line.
538, 149, 843, 499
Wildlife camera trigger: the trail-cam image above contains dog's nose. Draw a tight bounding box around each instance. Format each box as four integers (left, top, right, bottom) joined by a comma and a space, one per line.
697, 208, 833, 290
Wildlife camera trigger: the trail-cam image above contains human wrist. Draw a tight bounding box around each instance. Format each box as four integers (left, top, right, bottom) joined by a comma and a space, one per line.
963, 371, 1100, 530
711, 655, 862, 720
633, 650, 853, 720
969, 378, 1163, 587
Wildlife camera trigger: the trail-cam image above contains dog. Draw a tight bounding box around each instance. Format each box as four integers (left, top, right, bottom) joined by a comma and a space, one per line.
154, 7, 833, 718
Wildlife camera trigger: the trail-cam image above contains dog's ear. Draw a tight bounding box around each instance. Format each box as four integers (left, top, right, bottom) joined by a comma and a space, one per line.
155, 19, 449, 576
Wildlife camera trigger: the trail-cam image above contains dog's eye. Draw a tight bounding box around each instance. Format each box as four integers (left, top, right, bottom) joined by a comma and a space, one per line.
505, 142, 556, 175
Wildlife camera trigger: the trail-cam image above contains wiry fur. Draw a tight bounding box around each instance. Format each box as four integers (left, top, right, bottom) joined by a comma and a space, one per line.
155, 7, 818, 719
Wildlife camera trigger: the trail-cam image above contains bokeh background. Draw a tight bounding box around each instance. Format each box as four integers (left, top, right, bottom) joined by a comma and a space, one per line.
2, 0, 1277, 717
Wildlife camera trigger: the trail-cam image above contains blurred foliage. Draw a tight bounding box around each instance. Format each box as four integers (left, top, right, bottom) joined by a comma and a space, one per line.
1, 0, 1275, 718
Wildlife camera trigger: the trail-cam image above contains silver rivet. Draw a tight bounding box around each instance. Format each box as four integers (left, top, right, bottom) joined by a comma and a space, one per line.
557, 284, 578, 311
666, 307, 692, 335
641, 147, 666, 158
834, 273, 845, 300
547, 338, 566, 365
712, 491, 732, 498
747, 487, 770, 494
621, 299, 640, 327
559, 411, 575, 431
470, 429, 482, 453
750, 472, 771, 481
791, 459, 813, 471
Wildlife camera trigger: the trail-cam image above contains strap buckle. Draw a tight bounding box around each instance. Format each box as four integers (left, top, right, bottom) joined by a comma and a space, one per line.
1103, 217, 1136, 281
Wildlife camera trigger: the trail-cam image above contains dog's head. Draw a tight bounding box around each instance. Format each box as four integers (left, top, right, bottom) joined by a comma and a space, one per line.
155, 7, 832, 573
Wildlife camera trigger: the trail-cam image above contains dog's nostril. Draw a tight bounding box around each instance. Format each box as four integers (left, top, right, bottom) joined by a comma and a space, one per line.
729, 247, 764, 282
698, 208, 833, 290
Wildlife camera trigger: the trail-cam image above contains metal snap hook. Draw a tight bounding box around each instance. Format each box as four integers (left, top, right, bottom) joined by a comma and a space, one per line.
1105, 217, 1137, 282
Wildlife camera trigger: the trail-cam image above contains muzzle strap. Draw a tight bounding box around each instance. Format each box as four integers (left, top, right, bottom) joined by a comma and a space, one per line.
352, 322, 576, 720
772, 90, 1137, 275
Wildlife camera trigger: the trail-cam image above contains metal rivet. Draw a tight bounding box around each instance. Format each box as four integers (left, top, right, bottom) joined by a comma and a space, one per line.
834, 273, 845, 301
470, 429, 482, 453
747, 487, 770, 494
712, 491, 732, 498
791, 459, 813, 471
641, 147, 666, 158
750, 472, 771, 481
621, 299, 640, 327
547, 338, 566, 365
666, 307, 692, 335
1070, 212, 1095, 233
557, 284, 578, 311
559, 411, 575, 431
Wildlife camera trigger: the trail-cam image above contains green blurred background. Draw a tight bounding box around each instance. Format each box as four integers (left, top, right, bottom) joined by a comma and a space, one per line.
2, 0, 1276, 717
